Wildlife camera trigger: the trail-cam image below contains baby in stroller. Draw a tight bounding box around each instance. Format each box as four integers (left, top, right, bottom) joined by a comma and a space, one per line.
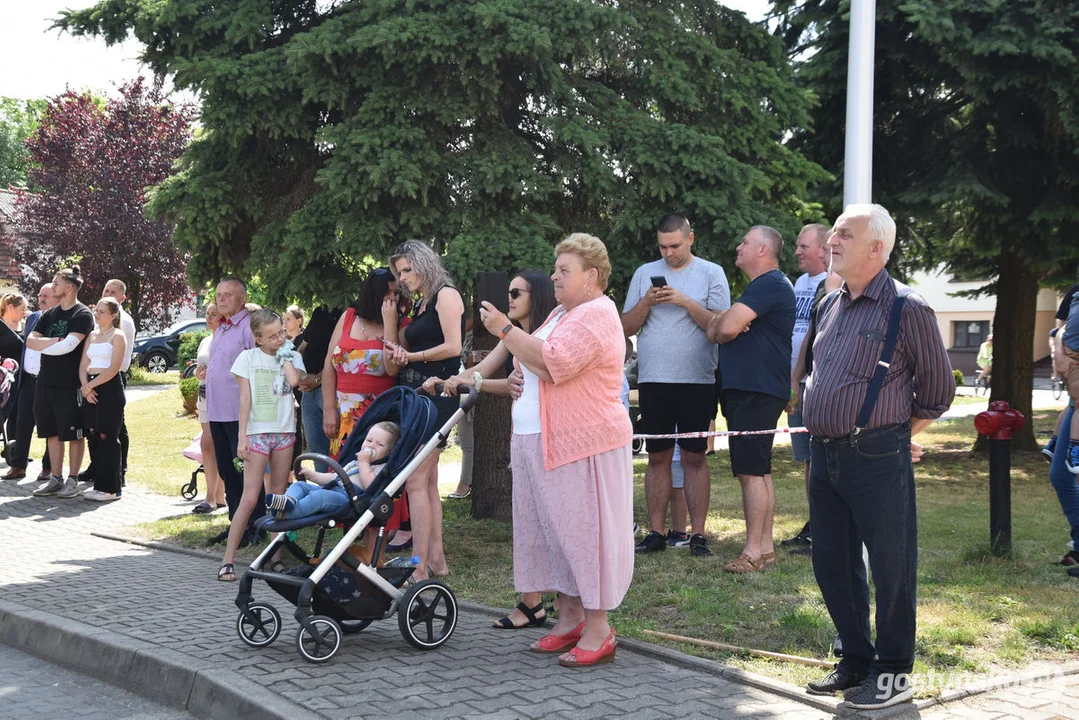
265, 421, 401, 520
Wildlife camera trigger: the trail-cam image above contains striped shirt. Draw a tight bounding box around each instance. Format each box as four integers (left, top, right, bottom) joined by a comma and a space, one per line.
803, 269, 954, 439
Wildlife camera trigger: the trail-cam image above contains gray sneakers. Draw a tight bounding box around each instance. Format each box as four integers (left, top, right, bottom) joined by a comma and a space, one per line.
844, 672, 913, 710
83, 489, 120, 502
33, 476, 65, 496
57, 476, 82, 499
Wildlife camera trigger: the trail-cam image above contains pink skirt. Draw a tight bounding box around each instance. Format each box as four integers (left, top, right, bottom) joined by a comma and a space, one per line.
510, 433, 634, 610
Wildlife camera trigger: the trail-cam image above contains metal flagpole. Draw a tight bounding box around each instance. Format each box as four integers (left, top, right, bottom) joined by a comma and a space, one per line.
843, 0, 876, 206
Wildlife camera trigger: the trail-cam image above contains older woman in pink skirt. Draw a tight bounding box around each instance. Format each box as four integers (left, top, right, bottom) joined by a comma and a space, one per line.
479, 233, 634, 667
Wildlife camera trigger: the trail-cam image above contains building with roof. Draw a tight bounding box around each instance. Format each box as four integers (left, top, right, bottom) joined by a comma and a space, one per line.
0, 188, 27, 295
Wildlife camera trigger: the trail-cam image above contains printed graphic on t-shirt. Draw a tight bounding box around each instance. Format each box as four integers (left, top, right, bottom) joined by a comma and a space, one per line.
46, 319, 69, 338
251, 367, 288, 423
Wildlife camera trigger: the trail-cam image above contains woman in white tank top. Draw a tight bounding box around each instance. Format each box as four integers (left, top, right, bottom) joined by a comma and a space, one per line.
78, 298, 129, 501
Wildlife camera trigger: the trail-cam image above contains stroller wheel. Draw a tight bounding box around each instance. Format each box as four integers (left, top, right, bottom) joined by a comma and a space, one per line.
236, 603, 282, 648
398, 580, 458, 650
296, 615, 343, 663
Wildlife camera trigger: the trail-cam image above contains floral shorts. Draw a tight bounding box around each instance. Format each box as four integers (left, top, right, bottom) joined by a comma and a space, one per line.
248, 432, 296, 456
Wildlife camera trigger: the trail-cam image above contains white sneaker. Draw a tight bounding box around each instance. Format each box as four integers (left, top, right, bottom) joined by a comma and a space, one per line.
33, 476, 65, 496
57, 477, 82, 498
83, 490, 119, 502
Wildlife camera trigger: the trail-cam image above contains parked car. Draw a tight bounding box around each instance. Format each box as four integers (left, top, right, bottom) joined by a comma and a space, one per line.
132, 319, 207, 373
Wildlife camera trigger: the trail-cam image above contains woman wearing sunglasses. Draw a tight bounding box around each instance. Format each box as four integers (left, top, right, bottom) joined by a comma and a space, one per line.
386, 241, 466, 580
423, 270, 557, 628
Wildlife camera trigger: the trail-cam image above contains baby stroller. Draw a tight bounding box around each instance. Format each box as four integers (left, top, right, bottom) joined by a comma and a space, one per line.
179, 433, 204, 500
0, 358, 19, 460
233, 384, 477, 663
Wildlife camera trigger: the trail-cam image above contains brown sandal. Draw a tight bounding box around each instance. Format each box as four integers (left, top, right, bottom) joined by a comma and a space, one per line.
760, 552, 778, 568
723, 553, 763, 574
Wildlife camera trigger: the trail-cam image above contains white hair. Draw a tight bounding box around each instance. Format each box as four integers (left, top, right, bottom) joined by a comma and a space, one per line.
842, 203, 896, 263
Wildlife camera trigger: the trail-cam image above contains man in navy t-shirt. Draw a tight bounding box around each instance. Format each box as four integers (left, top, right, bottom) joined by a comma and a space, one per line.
707, 225, 795, 574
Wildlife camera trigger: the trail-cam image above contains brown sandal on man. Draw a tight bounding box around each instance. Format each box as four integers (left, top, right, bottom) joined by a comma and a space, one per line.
723, 553, 764, 574
760, 552, 778, 568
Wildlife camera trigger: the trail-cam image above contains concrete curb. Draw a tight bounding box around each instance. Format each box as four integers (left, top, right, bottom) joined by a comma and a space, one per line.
0, 599, 322, 720
86, 533, 1079, 718
92, 531, 227, 562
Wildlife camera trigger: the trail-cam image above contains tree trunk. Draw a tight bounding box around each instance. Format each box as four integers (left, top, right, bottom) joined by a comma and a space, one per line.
469, 272, 514, 522
974, 246, 1039, 451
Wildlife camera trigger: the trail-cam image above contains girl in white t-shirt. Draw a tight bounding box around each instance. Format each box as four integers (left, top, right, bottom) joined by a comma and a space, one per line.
218, 309, 305, 582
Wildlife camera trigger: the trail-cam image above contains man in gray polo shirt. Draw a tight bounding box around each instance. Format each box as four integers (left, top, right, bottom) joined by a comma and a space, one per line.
622, 214, 730, 557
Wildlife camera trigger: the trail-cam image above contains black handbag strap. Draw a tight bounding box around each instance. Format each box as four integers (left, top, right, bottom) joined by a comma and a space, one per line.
855, 288, 911, 432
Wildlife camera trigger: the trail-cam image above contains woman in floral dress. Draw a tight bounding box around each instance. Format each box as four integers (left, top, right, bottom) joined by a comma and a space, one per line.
322, 268, 402, 454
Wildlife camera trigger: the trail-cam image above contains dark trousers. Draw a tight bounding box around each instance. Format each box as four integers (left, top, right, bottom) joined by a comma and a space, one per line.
118, 370, 129, 476
84, 375, 125, 494
12, 373, 50, 472
209, 420, 264, 528
84, 371, 128, 481
810, 423, 917, 675
3, 375, 17, 458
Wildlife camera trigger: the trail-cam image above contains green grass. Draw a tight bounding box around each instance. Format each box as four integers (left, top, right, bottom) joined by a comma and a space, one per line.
949, 394, 990, 406
105, 393, 1078, 691
127, 367, 181, 386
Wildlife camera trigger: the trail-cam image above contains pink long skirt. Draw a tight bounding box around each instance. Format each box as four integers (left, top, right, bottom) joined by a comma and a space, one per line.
510, 433, 634, 610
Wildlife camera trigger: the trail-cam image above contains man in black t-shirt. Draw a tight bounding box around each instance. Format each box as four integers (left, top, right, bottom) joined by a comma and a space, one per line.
28, 267, 95, 499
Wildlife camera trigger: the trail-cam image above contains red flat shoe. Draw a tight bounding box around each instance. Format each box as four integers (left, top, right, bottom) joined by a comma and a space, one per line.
530, 621, 586, 653
559, 629, 617, 667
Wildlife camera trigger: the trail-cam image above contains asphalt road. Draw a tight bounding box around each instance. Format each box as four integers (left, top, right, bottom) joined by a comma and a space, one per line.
0, 645, 197, 720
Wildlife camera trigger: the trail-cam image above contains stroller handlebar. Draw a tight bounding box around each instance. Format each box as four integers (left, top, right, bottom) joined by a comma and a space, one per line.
432, 383, 479, 413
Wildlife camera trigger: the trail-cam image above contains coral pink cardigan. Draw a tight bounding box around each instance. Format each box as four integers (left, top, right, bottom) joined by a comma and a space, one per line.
528, 296, 633, 470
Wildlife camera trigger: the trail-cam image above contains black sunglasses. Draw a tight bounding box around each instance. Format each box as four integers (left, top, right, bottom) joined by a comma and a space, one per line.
393, 242, 415, 256
508, 288, 530, 299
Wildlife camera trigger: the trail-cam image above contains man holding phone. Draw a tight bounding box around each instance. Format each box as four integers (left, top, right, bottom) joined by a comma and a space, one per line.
622, 213, 730, 557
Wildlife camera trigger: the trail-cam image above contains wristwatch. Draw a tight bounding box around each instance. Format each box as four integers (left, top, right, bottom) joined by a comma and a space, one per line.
472, 370, 484, 392
499, 322, 513, 339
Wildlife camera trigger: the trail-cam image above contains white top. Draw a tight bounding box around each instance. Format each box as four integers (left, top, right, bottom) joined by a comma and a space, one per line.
196, 334, 213, 376
86, 341, 115, 371
511, 310, 564, 436
791, 271, 827, 372
119, 308, 137, 372
24, 343, 41, 376
229, 347, 306, 435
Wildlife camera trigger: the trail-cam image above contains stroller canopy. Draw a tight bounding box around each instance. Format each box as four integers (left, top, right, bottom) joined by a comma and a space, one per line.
336, 386, 440, 498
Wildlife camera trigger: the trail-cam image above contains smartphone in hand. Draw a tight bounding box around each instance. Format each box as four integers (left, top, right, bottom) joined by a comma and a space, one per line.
650, 276, 667, 288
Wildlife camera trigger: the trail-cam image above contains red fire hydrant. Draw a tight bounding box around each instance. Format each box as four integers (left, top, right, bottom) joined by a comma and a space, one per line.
974, 401, 1027, 556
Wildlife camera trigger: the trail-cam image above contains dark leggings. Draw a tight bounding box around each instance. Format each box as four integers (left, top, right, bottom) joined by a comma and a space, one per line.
84, 374, 126, 494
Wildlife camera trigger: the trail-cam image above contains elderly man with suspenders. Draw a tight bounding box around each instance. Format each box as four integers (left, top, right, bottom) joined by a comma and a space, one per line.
802, 204, 954, 710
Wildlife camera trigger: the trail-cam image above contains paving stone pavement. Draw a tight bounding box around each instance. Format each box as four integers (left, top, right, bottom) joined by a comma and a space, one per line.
1, 387, 1076, 719
0, 644, 195, 720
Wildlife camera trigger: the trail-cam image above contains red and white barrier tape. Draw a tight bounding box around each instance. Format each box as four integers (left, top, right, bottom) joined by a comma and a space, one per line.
632, 427, 810, 440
